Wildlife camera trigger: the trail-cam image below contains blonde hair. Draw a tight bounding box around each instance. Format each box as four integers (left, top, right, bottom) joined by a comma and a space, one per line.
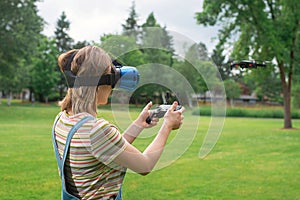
58, 46, 112, 116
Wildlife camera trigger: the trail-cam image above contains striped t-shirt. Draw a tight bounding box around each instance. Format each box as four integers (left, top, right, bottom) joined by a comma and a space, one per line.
54, 111, 127, 199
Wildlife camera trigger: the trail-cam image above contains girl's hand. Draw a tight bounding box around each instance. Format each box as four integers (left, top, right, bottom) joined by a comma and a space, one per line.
134, 101, 159, 128
163, 101, 184, 130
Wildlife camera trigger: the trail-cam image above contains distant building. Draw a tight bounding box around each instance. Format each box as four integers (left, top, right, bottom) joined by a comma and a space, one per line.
193, 91, 257, 104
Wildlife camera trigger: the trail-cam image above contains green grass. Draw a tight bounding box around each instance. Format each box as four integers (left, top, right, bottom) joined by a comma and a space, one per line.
0, 103, 299, 199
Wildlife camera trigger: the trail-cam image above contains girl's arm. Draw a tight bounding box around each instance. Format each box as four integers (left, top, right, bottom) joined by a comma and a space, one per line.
114, 101, 184, 175
122, 102, 158, 144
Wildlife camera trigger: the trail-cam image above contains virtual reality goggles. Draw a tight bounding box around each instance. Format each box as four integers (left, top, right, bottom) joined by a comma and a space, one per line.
63, 54, 139, 91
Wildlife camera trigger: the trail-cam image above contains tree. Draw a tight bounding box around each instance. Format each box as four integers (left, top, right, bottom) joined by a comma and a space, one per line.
54, 11, 74, 99
196, 0, 300, 128
138, 14, 176, 104
30, 36, 59, 103
243, 66, 282, 103
0, 58, 31, 105
211, 44, 232, 80
0, 0, 44, 105
141, 13, 174, 66
185, 43, 219, 93
55, 11, 74, 52
292, 42, 300, 108
186, 42, 210, 62
224, 79, 241, 107
141, 12, 160, 28
173, 42, 220, 106
122, 1, 140, 40
100, 34, 144, 66
292, 84, 300, 108
73, 40, 90, 49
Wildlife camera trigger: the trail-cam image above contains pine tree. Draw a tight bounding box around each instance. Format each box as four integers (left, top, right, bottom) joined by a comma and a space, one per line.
54, 11, 74, 99
141, 12, 174, 66
122, 1, 140, 40
54, 11, 74, 53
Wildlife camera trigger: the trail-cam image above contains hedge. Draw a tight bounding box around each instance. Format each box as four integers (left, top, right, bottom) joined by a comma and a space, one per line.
192, 106, 300, 119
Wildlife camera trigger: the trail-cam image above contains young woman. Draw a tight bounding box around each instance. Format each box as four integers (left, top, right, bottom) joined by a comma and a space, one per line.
53, 46, 184, 199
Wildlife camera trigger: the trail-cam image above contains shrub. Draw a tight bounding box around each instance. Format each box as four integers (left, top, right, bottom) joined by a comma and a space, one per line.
192, 106, 300, 119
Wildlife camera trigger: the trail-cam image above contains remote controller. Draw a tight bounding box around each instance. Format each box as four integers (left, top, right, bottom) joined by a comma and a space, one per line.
146, 104, 182, 124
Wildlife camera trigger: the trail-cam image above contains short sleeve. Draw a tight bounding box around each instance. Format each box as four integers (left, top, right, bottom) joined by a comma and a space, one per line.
89, 120, 127, 165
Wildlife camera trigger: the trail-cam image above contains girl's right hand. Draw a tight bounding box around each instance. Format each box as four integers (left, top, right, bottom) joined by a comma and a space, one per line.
163, 101, 184, 130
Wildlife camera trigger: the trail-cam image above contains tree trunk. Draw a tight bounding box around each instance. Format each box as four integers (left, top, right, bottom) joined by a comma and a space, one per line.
278, 61, 293, 129
38, 93, 44, 102
185, 91, 193, 108
230, 98, 234, 108
280, 19, 298, 129
7, 91, 12, 106
29, 88, 33, 102
283, 91, 292, 128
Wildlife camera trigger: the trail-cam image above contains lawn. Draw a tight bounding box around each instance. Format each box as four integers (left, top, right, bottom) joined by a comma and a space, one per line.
0, 103, 299, 199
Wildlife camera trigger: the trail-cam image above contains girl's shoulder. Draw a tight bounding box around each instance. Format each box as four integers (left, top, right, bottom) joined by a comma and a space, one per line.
56, 111, 118, 132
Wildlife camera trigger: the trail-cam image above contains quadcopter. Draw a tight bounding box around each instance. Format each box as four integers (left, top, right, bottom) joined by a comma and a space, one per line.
230, 60, 267, 70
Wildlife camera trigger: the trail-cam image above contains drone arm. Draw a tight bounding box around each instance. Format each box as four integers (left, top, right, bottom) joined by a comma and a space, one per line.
256, 63, 266, 67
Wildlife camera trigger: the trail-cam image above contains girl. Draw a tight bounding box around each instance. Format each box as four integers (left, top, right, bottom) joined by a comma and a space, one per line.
53, 46, 184, 199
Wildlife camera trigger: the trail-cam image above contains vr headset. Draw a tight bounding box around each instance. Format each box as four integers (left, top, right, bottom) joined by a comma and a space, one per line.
63, 53, 139, 91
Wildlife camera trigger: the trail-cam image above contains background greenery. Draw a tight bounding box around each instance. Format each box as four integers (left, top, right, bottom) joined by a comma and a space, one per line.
1, 1, 300, 128
0, 102, 299, 199
192, 105, 300, 119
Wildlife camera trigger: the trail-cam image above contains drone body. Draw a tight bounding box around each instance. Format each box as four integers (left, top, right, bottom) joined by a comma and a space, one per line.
230, 60, 267, 70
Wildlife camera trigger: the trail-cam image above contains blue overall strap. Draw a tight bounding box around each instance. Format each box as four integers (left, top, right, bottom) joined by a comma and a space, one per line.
52, 114, 94, 200
60, 115, 94, 200
52, 114, 93, 176
61, 115, 94, 172
52, 113, 64, 171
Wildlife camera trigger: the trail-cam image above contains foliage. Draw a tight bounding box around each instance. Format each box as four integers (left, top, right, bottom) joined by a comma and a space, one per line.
122, 1, 140, 40
224, 79, 241, 100
0, 0, 44, 94
243, 67, 282, 103
293, 54, 300, 108
140, 14, 174, 67
177, 43, 220, 95
292, 84, 300, 108
185, 42, 210, 62
30, 37, 60, 102
0, 59, 31, 93
100, 34, 144, 66
54, 11, 73, 53
73, 40, 91, 49
54, 11, 74, 99
211, 44, 232, 80
120, 10, 177, 104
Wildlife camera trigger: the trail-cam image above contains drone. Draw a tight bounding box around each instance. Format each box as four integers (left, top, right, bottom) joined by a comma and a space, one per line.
230, 60, 267, 70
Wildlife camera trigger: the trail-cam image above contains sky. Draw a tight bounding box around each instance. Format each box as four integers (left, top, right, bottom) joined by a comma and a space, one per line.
37, 0, 219, 52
